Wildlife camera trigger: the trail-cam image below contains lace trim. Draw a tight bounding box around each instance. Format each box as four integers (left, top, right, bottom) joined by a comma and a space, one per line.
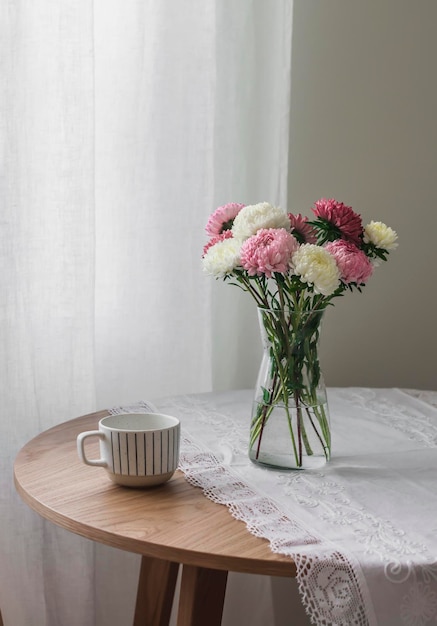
162, 391, 437, 625
108, 399, 370, 625
179, 434, 370, 626
107, 392, 437, 626
294, 551, 370, 626
278, 470, 437, 582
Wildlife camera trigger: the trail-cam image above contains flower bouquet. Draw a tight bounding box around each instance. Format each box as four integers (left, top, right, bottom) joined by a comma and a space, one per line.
202, 199, 398, 469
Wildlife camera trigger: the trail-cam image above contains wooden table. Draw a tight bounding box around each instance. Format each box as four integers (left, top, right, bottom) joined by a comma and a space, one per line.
14, 410, 296, 626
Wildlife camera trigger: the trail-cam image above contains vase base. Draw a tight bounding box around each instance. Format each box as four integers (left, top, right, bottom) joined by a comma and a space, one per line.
249, 450, 327, 471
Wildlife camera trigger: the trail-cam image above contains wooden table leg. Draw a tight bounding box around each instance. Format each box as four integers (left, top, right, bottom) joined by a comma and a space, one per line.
133, 555, 179, 626
177, 565, 228, 626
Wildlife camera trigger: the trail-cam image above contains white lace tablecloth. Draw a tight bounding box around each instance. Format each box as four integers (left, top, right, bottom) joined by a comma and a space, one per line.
113, 388, 437, 626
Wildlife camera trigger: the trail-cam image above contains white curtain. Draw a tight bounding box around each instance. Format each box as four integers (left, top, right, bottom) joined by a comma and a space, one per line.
0, 1, 294, 625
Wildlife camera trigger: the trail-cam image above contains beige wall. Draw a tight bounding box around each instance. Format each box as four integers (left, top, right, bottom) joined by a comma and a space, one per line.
288, 1, 437, 390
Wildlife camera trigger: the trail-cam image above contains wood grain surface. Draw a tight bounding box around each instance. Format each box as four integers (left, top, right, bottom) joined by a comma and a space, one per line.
14, 410, 296, 578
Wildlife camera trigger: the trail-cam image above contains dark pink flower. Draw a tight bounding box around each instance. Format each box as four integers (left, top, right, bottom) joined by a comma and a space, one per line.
312, 198, 363, 245
205, 203, 245, 236
325, 239, 373, 284
240, 228, 299, 278
288, 213, 317, 244
202, 230, 234, 257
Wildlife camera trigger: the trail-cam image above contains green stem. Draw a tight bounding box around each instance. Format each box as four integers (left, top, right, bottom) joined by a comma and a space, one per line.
296, 403, 303, 467
304, 407, 329, 460
285, 403, 299, 466
251, 303, 330, 468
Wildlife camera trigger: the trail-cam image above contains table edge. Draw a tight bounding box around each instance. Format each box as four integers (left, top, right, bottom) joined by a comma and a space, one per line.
14, 411, 296, 578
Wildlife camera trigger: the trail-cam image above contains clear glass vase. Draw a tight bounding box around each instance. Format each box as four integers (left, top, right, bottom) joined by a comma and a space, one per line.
249, 306, 331, 470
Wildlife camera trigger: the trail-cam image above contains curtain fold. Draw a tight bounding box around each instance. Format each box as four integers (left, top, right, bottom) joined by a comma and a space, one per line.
0, 1, 295, 624
211, 0, 293, 391
0, 2, 97, 624
94, 0, 216, 408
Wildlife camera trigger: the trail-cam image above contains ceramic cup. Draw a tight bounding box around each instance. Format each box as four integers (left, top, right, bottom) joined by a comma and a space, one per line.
77, 413, 180, 487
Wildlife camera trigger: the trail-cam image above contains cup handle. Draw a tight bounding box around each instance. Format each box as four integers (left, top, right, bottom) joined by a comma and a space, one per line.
77, 431, 108, 467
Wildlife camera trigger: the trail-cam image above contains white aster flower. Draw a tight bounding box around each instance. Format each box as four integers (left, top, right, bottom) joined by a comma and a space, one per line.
292, 244, 340, 296
231, 202, 290, 241
202, 238, 241, 278
363, 221, 398, 250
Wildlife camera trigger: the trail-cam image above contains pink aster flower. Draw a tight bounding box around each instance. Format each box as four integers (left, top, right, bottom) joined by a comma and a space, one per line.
205, 203, 245, 236
240, 228, 299, 278
288, 213, 317, 244
325, 239, 374, 285
202, 230, 233, 257
312, 198, 363, 245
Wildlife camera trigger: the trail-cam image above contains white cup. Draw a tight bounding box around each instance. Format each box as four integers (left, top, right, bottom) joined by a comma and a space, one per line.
77, 413, 180, 487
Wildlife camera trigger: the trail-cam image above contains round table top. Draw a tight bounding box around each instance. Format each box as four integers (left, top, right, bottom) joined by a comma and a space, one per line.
14, 410, 295, 577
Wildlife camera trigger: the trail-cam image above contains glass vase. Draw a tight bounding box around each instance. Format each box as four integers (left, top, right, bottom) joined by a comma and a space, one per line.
249, 306, 331, 470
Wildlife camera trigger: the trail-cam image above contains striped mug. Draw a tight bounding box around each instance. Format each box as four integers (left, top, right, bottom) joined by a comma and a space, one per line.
77, 413, 180, 487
